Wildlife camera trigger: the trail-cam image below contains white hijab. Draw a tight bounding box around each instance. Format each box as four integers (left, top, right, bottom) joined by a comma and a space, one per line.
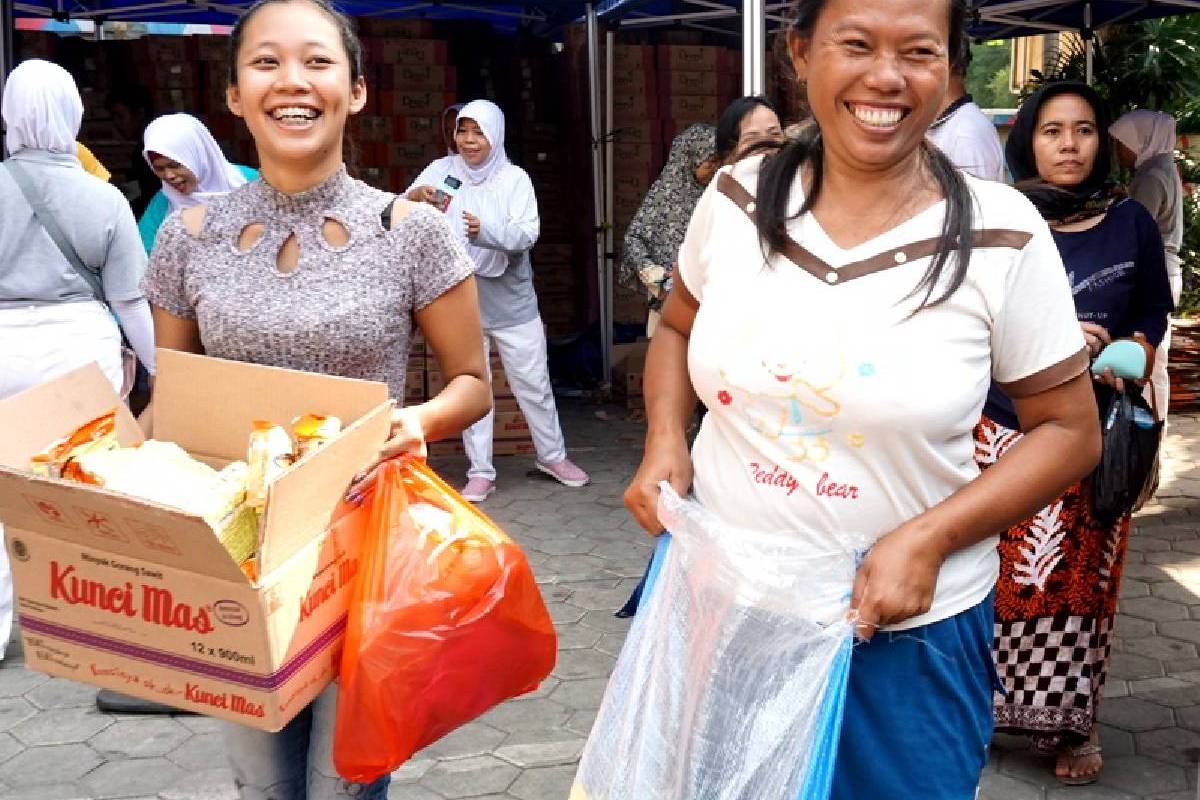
1110, 110, 1177, 170
2, 59, 83, 156
453, 100, 510, 187
142, 113, 248, 211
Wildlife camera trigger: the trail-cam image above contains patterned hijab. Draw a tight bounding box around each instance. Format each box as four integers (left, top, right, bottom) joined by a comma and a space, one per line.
619, 123, 716, 287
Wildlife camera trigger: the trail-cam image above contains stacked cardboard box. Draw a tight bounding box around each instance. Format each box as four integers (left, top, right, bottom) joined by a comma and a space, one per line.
656, 44, 738, 146
356, 21, 455, 192
611, 340, 647, 411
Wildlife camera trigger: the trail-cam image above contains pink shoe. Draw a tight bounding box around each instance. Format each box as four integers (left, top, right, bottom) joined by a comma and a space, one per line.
537, 458, 590, 488
461, 477, 496, 502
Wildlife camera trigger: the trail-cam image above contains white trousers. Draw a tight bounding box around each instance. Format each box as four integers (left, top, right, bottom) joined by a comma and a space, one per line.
464, 317, 567, 481
0, 301, 123, 660
1152, 273, 1184, 420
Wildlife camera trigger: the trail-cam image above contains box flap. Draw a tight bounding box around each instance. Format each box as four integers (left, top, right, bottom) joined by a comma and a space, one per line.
259, 402, 391, 576
0, 363, 142, 469
153, 349, 389, 461
0, 468, 250, 584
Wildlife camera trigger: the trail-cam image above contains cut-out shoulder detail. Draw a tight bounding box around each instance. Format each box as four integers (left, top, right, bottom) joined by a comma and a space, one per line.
180, 205, 207, 237
388, 197, 425, 230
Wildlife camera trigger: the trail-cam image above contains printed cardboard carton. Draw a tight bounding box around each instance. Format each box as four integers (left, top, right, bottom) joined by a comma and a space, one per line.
0, 350, 392, 731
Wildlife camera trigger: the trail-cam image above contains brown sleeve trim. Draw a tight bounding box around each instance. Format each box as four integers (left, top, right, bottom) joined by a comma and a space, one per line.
997, 346, 1091, 398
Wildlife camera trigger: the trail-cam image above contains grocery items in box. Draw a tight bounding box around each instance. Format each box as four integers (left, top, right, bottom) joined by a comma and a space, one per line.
30, 408, 350, 575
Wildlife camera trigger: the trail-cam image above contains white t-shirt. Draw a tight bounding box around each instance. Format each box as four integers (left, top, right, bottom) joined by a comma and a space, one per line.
927, 99, 1006, 182
677, 156, 1088, 630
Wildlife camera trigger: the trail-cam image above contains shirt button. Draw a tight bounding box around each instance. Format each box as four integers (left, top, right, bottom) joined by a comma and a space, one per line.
825, 271, 839, 284
894, 251, 908, 264
745, 201, 756, 214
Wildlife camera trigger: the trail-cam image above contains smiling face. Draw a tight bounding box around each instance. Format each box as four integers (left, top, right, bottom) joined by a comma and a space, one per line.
1032, 93, 1099, 188
455, 118, 492, 166
734, 104, 784, 160
226, 0, 366, 178
149, 153, 198, 194
788, 0, 950, 176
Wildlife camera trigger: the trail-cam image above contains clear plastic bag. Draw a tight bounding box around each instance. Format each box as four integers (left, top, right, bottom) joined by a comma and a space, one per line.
571, 484, 857, 800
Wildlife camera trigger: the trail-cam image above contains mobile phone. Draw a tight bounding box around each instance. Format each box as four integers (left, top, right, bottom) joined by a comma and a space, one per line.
432, 175, 462, 212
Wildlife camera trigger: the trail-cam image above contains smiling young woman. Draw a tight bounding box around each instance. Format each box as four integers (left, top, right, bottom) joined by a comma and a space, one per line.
140, 1, 492, 796
618, 0, 1105, 795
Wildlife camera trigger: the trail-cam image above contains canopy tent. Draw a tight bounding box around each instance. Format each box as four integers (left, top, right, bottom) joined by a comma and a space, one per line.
972, 0, 1200, 40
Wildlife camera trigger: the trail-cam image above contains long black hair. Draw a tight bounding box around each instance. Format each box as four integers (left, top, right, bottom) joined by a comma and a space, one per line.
1005, 81, 1115, 221
717, 95, 780, 161
757, 0, 973, 312
228, 0, 364, 86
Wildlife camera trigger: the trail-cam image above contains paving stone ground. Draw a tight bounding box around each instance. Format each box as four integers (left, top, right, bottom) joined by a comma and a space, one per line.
0, 403, 1196, 800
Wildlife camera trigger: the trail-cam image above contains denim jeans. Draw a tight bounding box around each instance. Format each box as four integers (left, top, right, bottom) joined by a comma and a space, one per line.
223, 685, 390, 800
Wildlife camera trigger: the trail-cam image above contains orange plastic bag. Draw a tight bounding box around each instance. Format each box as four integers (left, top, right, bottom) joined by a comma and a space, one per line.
332, 458, 557, 782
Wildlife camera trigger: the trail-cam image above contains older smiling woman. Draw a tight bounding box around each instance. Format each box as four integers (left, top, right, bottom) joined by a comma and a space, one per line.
619, 0, 1102, 795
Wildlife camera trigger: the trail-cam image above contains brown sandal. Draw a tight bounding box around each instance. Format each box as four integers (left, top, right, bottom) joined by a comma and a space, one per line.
1057, 741, 1103, 785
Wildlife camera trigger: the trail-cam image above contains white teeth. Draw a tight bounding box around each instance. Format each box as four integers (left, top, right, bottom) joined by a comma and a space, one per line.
851, 105, 903, 128
270, 106, 319, 121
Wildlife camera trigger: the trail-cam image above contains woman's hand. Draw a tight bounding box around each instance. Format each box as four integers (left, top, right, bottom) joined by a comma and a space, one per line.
463, 211, 481, 241
407, 185, 438, 206
381, 406, 427, 460
623, 431, 693, 536
1080, 322, 1111, 358
850, 520, 946, 641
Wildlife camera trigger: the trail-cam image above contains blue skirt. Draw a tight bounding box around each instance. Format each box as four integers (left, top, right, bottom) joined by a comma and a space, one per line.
831, 594, 999, 800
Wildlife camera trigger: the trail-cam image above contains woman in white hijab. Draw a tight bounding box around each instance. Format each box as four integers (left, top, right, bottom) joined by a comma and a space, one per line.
407, 99, 589, 501
1111, 110, 1185, 416
0, 59, 155, 660
137, 113, 257, 253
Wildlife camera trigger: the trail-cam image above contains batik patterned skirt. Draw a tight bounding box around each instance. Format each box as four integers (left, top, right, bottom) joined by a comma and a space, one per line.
974, 415, 1131, 749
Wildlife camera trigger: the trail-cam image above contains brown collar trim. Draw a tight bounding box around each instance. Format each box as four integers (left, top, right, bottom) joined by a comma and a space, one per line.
716, 172, 1033, 286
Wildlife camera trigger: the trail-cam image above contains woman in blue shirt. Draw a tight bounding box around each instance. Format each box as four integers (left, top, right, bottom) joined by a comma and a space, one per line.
137, 113, 257, 253
977, 82, 1173, 787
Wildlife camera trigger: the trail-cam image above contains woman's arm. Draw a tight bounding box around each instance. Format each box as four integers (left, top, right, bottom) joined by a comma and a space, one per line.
1127, 206, 1174, 347
623, 283, 701, 533
851, 372, 1100, 638
470, 174, 539, 256
380, 198, 491, 458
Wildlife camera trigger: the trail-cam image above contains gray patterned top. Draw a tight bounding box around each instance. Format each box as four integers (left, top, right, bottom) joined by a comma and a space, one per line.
143, 166, 473, 399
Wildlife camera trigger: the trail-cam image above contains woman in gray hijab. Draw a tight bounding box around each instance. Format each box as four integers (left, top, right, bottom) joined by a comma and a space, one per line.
621, 123, 717, 334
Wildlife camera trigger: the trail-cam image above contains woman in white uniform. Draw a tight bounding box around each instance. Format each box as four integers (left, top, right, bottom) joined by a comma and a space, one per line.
0, 59, 155, 660
408, 100, 589, 501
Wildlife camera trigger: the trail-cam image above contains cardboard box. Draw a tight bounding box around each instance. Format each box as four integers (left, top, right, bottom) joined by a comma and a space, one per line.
612, 44, 654, 72
613, 92, 659, 122
0, 351, 392, 731
197, 35, 228, 62
377, 63, 457, 91
656, 45, 727, 73
611, 340, 648, 398
379, 90, 458, 118
374, 39, 449, 66
611, 62, 656, 96
662, 69, 726, 97
359, 19, 436, 39
659, 95, 721, 123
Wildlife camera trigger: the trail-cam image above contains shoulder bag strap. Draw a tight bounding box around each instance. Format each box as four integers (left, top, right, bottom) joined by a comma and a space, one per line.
2, 160, 106, 304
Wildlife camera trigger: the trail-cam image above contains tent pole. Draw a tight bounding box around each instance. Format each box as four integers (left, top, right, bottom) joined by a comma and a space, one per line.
604, 28, 615, 372
742, 0, 765, 94
586, 3, 611, 385
0, 0, 13, 145
1084, 2, 1094, 85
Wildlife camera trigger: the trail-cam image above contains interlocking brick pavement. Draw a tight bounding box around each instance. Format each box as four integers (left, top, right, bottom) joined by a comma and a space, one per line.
0, 404, 1195, 800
